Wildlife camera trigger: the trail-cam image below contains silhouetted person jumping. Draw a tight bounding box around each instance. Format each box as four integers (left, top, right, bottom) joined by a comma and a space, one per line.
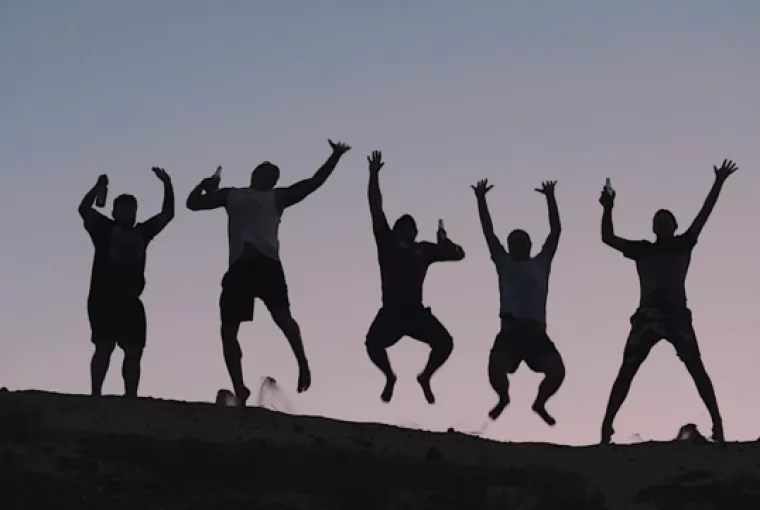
79, 167, 175, 398
364, 151, 465, 404
186, 139, 351, 406
599, 159, 738, 444
473, 179, 565, 426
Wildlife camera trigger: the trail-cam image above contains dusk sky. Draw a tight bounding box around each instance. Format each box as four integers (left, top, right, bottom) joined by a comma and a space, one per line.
2, 1, 759, 446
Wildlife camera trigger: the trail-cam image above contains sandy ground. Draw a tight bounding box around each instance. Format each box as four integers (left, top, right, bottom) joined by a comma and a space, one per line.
1, 388, 758, 509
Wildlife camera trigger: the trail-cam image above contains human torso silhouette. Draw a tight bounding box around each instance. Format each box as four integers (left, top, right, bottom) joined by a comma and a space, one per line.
224, 188, 282, 265
493, 250, 553, 324
86, 214, 159, 297
623, 233, 696, 310
375, 229, 439, 307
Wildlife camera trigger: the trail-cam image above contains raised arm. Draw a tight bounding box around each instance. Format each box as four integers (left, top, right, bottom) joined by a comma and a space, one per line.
535, 181, 561, 258
685, 159, 738, 239
275, 139, 351, 209
472, 179, 505, 259
79, 174, 111, 231
367, 150, 390, 233
186, 170, 229, 211
140, 167, 175, 238
599, 189, 638, 254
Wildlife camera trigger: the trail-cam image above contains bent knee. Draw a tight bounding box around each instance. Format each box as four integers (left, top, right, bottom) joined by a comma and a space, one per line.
537, 353, 565, 380
490, 350, 519, 374
435, 333, 454, 353
549, 357, 566, 380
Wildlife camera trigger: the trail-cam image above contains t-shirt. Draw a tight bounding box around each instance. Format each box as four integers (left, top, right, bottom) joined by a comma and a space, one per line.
622, 233, 697, 310
374, 225, 463, 307
493, 248, 553, 324
224, 188, 282, 265
84, 212, 163, 298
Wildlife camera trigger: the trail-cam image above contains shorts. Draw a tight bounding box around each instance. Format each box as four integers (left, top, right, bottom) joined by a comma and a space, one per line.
88, 294, 146, 349
220, 255, 290, 323
365, 306, 453, 350
491, 314, 559, 373
623, 307, 700, 362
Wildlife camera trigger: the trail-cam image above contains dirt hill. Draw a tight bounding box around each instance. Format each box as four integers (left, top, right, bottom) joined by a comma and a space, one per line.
1, 389, 758, 509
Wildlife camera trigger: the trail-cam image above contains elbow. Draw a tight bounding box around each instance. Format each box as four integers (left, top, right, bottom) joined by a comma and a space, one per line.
186, 195, 199, 211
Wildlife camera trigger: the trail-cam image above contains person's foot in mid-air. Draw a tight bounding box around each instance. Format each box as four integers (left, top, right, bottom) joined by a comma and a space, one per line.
488, 395, 510, 420
297, 363, 311, 393
531, 402, 556, 426
380, 374, 397, 402
416, 373, 436, 404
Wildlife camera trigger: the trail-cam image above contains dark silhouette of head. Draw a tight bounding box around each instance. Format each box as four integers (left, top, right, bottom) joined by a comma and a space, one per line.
653, 209, 678, 238
393, 214, 418, 245
112, 194, 137, 228
507, 229, 532, 260
250, 161, 280, 190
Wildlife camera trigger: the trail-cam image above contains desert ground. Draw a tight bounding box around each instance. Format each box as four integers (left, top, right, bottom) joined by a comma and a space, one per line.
1, 387, 758, 509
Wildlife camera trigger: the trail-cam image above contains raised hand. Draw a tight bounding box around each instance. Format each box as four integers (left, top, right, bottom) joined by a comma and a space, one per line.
714, 159, 738, 182
96, 174, 109, 187
367, 150, 384, 173
599, 188, 615, 208
152, 167, 171, 183
471, 179, 493, 198
535, 180, 557, 196
328, 139, 351, 156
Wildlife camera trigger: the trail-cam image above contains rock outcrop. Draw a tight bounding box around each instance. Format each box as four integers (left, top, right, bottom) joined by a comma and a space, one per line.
1, 390, 758, 509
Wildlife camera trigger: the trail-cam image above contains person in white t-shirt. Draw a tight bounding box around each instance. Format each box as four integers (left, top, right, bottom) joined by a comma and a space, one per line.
472, 178, 565, 427
186, 139, 351, 406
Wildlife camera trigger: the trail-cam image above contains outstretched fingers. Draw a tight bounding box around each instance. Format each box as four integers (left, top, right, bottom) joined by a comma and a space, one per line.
472, 179, 493, 195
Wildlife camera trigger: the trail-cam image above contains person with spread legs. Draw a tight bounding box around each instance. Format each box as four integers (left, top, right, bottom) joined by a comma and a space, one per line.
598, 159, 738, 444
364, 150, 465, 404
186, 139, 351, 406
79, 167, 175, 398
473, 178, 565, 426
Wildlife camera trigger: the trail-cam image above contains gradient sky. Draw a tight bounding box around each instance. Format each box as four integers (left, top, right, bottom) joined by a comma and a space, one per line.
2, 1, 759, 446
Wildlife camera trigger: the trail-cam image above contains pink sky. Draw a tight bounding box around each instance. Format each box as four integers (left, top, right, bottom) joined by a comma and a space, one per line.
1, 1, 759, 445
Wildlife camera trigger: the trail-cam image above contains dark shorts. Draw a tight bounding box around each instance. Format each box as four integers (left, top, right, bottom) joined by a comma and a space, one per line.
623, 307, 700, 362
491, 314, 559, 373
365, 306, 453, 350
87, 294, 146, 350
220, 255, 290, 323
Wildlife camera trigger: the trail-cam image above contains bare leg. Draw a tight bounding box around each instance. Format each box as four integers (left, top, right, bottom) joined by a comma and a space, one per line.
91, 341, 115, 396
531, 352, 566, 426
487, 349, 511, 420
600, 356, 646, 444
221, 321, 250, 405
416, 335, 453, 404
270, 308, 311, 393
410, 313, 454, 404
682, 356, 724, 443
366, 343, 397, 402
122, 346, 144, 398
